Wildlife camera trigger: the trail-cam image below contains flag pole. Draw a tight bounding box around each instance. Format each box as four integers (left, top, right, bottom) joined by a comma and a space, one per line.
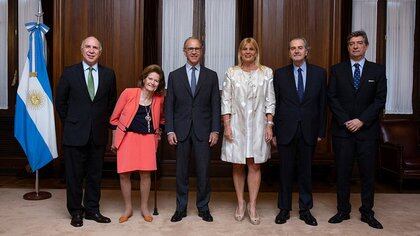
22, 0, 52, 201
23, 170, 52, 200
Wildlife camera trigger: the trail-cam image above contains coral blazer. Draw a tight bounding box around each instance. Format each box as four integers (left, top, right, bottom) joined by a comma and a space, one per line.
110, 88, 164, 149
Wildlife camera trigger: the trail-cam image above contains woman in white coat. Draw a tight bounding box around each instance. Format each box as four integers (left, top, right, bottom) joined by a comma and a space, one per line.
221, 38, 275, 225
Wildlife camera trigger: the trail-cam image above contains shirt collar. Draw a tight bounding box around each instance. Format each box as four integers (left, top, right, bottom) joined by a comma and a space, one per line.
82, 61, 98, 71
293, 61, 307, 72
350, 58, 366, 68
186, 62, 201, 71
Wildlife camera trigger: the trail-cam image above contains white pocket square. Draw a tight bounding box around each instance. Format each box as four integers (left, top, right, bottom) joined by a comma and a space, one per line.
368, 80, 375, 83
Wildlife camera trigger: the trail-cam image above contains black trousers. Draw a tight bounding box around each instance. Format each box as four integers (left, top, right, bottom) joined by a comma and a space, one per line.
175, 129, 211, 212
332, 136, 377, 216
277, 123, 315, 212
63, 137, 106, 216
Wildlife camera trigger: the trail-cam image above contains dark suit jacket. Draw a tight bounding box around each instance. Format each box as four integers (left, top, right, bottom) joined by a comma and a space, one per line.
327, 60, 387, 140
165, 65, 221, 142
273, 63, 327, 145
55, 62, 117, 146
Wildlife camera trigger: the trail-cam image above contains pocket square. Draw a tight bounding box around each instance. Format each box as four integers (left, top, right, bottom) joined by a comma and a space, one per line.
368, 80, 375, 83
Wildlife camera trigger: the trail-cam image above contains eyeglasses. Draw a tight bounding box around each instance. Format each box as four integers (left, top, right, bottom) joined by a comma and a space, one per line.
185, 47, 202, 52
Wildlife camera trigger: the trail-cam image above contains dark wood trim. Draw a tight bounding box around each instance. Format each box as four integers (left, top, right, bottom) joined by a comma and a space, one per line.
237, 0, 254, 40
253, 0, 263, 56
52, 0, 63, 155
339, 0, 352, 61
143, 0, 160, 66
331, 0, 343, 66
236, 0, 254, 65
192, 0, 205, 65
193, 0, 205, 40
157, 0, 163, 65
134, 0, 144, 77
376, 0, 387, 65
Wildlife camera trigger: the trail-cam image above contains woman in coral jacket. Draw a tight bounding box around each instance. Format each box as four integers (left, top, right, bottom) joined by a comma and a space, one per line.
110, 64, 165, 223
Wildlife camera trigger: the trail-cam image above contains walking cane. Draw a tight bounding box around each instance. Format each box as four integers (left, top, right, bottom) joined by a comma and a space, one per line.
153, 127, 163, 215
153, 170, 158, 215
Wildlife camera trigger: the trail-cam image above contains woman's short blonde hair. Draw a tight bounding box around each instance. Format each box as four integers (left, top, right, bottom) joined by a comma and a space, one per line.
237, 37, 261, 67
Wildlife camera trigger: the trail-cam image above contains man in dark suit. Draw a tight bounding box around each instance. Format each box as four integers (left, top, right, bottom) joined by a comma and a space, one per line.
273, 37, 327, 226
165, 37, 221, 222
327, 31, 386, 229
55, 36, 117, 227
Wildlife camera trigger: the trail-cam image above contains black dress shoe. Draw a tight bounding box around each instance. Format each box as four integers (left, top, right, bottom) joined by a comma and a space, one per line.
171, 210, 187, 222
70, 214, 83, 227
85, 212, 111, 223
275, 210, 290, 224
299, 211, 318, 226
328, 212, 350, 224
198, 210, 213, 222
361, 214, 383, 229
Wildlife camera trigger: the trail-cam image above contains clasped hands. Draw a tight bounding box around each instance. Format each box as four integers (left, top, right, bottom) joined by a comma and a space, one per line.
345, 118, 364, 133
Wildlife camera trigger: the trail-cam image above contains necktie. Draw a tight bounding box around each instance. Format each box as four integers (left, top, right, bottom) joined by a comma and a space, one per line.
297, 67, 304, 102
191, 66, 197, 95
354, 63, 361, 90
87, 67, 95, 100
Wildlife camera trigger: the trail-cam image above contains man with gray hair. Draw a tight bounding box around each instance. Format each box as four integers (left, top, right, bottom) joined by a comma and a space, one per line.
56, 36, 117, 227
165, 37, 221, 222
273, 37, 327, 226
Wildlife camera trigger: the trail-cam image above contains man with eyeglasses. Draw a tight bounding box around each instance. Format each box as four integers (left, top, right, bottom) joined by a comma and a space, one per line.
165, 37, 221, 222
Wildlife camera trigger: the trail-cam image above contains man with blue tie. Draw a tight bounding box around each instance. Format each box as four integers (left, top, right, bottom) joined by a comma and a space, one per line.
327, 31, 386, 229
165, 37, 221, 222
273, 38, 327, 226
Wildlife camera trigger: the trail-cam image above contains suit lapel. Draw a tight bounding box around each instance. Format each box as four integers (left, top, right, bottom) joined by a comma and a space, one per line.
302, 64, 314, 102
77, 63, 92, 101
287, 65, 300, 103
359, 60, 370, 89
93, 65, 106, 102
194, 66, 205, 97
181, 65, 193, 97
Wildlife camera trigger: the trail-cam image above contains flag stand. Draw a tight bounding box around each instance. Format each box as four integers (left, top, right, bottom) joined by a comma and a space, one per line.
23, 170, 51, 200
20, 1, 52, 201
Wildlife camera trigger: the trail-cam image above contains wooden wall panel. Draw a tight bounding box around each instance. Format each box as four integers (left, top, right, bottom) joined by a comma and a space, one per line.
54, 0, 143, 96
255, 0, 341, 69
52, 0, 144, 174
254, 0, 343, 158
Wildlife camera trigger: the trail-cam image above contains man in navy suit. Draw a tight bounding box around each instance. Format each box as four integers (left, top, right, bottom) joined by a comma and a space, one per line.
273, 37, 327, 226
165, 37, 221, 222
55, 36, 117, 227
327, 31, 386, 229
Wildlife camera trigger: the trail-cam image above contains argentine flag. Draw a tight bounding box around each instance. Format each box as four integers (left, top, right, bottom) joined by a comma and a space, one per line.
14, 22, 57, 172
